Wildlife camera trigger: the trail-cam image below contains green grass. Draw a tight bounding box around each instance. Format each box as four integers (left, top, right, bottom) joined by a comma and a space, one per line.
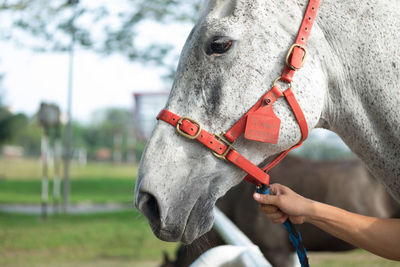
0, 157, 176, 266
308, 250, 400, 267
0, 211, 177, 267
0, 178, 134, 204
0, 158, 137, 204
1, 157, 400, 266
0, 157, 137, 181
0, 210, 398, 267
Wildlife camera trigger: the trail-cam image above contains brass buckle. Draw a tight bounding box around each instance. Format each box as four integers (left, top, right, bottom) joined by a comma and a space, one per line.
285, 44, 307, 70
212, 133, 235, 160
176, 117, 202, 140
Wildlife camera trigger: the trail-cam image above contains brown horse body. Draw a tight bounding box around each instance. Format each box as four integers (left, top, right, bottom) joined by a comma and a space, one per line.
162, 156, 400, 267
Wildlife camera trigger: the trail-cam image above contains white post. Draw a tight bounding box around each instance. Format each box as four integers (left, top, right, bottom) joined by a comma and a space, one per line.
53, 138, 62, 213
190, 208, 272, 267
41, 135, 49, 219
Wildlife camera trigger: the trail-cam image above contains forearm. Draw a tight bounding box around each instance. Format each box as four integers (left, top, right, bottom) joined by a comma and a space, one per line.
305, 201, 400, 261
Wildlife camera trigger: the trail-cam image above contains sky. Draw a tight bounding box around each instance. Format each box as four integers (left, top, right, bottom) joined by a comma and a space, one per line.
0, 8, 193, 123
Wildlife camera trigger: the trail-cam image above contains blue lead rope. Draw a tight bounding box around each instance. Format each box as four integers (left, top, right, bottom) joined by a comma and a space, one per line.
256, 185, 309, 267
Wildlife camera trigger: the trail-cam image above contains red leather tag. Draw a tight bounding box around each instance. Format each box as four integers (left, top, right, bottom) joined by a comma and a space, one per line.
244, 108, 281, 144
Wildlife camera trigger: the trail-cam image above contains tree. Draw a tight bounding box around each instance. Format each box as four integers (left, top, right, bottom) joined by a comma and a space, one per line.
0, 74, 19, 145
0, 73, 4, 107
0, 0, 201, 77
8, 114, 41, 156
82, 107, 132, 161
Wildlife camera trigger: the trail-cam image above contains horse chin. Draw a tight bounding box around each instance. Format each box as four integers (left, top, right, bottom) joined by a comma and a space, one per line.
181, 205, 215, 244
151, 197, 216, 245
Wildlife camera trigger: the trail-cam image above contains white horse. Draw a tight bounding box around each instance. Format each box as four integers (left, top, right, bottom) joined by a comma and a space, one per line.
135, 0, 400, 244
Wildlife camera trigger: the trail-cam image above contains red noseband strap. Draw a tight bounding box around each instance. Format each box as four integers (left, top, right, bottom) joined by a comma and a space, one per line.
157, 109, 270, 185
156, 0, 319, 186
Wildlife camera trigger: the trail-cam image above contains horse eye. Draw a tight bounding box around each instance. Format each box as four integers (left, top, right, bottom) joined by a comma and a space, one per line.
206, 36, 233, 55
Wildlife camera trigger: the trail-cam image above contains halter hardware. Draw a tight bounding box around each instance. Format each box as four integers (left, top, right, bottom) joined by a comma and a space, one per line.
286, 44, 307, 70
176, 117, 202, 139
211, 133, 236, 160
273, 76, 293, 89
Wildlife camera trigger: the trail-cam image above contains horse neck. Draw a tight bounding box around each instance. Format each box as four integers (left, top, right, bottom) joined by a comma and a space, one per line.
316, 1, 400, 201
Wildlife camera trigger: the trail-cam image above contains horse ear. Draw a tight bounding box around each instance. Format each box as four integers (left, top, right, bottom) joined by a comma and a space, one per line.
200, 0, 238, 19
215, 0, 238, 18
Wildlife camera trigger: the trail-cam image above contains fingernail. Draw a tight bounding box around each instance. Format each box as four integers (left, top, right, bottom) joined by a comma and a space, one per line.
254, 193, 260, 199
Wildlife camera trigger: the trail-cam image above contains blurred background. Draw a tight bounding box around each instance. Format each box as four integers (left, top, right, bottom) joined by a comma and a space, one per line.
0, 1, 397, 267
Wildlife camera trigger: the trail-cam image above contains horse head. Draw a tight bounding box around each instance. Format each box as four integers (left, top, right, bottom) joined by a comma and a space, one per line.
135, 0, 330, 244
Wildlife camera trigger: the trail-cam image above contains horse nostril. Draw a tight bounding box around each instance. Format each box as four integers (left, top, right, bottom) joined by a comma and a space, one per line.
138, 192, 160, 225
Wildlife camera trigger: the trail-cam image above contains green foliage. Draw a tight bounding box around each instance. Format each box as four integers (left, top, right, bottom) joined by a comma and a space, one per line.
0, 73, 41, 151
0, 158, 137, 204
0, 0, 201, 72
6, 114, 42, 155
134, 139, 147, 162
0, 107, 14, 144
0, 107, 32, 147
0, 74, 19, 145
83, 107, 132, 160
0, 73, 4, 107
0, 178, 134, 204
1, 105, 145, 160
0, 211, 177, 266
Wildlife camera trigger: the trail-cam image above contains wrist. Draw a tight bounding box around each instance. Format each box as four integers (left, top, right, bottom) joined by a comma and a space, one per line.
303, 199, 320, 224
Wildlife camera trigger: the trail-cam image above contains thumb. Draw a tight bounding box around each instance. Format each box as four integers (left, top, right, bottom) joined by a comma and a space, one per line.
253, 192, 279, 205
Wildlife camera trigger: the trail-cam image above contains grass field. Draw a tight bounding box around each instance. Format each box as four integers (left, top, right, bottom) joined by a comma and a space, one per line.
0, 211, 177, 267
1, 157, 400, 266
0, 157, 138, 181
1, 210, 398, 267
0, 157, 136, 204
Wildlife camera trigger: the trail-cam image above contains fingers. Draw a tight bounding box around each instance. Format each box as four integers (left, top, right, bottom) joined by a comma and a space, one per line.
253, 192, 278, 205
253, 184, 290, 224
259, 204, 278, 213
259, 204, 288, 224
269, 183, 289, 196
272, 216, 289, 224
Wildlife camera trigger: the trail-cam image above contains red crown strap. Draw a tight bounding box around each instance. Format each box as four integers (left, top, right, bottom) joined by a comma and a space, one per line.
282, 0, 321, 82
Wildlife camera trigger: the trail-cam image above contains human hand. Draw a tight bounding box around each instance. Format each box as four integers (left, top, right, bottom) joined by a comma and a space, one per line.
253, 183, 314, 224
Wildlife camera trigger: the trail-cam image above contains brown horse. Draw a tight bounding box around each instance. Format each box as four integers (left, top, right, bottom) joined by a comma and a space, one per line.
161, 155, 400, 267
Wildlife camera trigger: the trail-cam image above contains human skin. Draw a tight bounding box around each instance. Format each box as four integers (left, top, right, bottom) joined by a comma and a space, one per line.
253, 183, 400, 261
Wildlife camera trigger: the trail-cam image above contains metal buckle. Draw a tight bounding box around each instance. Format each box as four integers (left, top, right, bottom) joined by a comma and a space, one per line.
176, 117, 202, 140
212, 133, 235, 160
285, 44, 307, 70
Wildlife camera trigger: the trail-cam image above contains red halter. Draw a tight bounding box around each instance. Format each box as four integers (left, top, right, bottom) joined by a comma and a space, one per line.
157, 0, 320, 186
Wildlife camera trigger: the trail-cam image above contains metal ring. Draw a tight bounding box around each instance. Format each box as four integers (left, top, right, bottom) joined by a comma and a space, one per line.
273, 76, 292, 89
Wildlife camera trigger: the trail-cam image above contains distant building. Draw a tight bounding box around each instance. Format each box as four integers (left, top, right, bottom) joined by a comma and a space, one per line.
2, 145, 24, 158
133, 91, 169, 140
